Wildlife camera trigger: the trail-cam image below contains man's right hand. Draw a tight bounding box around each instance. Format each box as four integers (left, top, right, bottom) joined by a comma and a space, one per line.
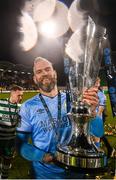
42, 153, 54, 163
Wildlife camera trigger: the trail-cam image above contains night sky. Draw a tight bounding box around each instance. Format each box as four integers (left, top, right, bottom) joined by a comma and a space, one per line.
0, 0, 116, 71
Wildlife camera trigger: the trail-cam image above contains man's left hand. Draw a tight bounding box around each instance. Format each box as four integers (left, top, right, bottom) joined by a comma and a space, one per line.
83, 87, 98, 115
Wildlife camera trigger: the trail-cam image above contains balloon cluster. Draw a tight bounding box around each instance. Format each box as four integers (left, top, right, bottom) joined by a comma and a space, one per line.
18, 0, 105, 51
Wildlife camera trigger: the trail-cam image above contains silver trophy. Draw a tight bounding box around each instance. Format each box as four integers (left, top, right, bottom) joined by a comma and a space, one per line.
56, 16, 107, 169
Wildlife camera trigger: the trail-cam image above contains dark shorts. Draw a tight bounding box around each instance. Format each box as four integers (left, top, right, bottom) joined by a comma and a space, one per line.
0, 139, 15, 158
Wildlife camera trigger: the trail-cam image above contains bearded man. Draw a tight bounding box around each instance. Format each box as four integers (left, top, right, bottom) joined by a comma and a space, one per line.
16, 57, 99, 179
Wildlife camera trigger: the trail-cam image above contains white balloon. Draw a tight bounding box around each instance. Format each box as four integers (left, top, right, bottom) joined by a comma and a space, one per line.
19, 11, 38, 51
33, 0, 56, 22
68, 0, 87, 32
38, 1, 69, 38
65, 25, 85, 62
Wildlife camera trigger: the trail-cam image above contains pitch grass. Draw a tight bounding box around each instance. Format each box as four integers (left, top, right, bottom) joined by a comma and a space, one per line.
1, 91, 115, 126
105, 94, 116, 125
0, 91, 116, 179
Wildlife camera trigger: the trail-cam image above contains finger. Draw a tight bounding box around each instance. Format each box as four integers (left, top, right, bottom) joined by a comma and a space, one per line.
83, 95, 98, 102
88, 87, 98, 92
83, 89, 98, 96
83, 91, 97, 98
84, 96, 98, 103
84, 87, 98, 94
43, 154, 53, 163
83, 98, 98, 106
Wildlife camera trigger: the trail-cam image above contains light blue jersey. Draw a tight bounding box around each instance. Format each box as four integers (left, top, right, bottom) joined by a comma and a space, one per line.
96, 90, 106, 118
16, 92, 102, 178
98, 90, 106, 106
89, 90, 106, 137
17, 92, 72, 178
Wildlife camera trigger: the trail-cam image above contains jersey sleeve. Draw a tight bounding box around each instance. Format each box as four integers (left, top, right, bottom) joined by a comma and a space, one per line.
17, 102, 32, 132
16, 132, 46, 162
16, 101, 47, 161
98, 91, 106, 106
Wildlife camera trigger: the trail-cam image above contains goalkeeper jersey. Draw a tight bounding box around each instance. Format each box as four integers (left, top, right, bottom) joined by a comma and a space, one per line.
17, 92, 72, 176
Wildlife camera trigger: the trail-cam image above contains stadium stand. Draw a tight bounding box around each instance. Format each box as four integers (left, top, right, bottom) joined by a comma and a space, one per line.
0, 61, 36, 91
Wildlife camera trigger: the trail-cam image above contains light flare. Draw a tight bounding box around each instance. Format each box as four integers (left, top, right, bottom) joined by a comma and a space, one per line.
39, 20, 57, 38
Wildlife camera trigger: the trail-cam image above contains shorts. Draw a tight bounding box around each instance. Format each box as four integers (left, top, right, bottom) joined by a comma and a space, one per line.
0, 139, 15, 158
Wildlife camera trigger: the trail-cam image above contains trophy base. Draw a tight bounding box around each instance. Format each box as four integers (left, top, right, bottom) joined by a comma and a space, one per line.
56, 146, 107, 169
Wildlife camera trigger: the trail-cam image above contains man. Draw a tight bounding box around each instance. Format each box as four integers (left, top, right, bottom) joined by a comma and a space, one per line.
16, 57, 99, 179
89, 78, 106, 147
96, 79, 114, 157
90, 78, 115, 160
0, 85, 23, 179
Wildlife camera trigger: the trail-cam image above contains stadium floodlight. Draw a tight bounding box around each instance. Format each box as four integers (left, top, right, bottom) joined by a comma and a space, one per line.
0, 69, 4, 71
8, 70, 12, 72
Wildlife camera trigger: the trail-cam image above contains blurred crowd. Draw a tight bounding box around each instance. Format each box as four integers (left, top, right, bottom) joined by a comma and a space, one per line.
0, 62, 37, 91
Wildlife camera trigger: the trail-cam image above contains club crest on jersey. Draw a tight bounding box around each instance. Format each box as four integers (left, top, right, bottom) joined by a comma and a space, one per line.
36, 108, 45, 114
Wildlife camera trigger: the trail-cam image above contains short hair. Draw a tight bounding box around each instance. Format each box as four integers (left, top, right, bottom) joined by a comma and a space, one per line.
33, 56, 53, 73
96, 77, 100, 81
9, 85, 23, 91
34, 56, 52, 66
